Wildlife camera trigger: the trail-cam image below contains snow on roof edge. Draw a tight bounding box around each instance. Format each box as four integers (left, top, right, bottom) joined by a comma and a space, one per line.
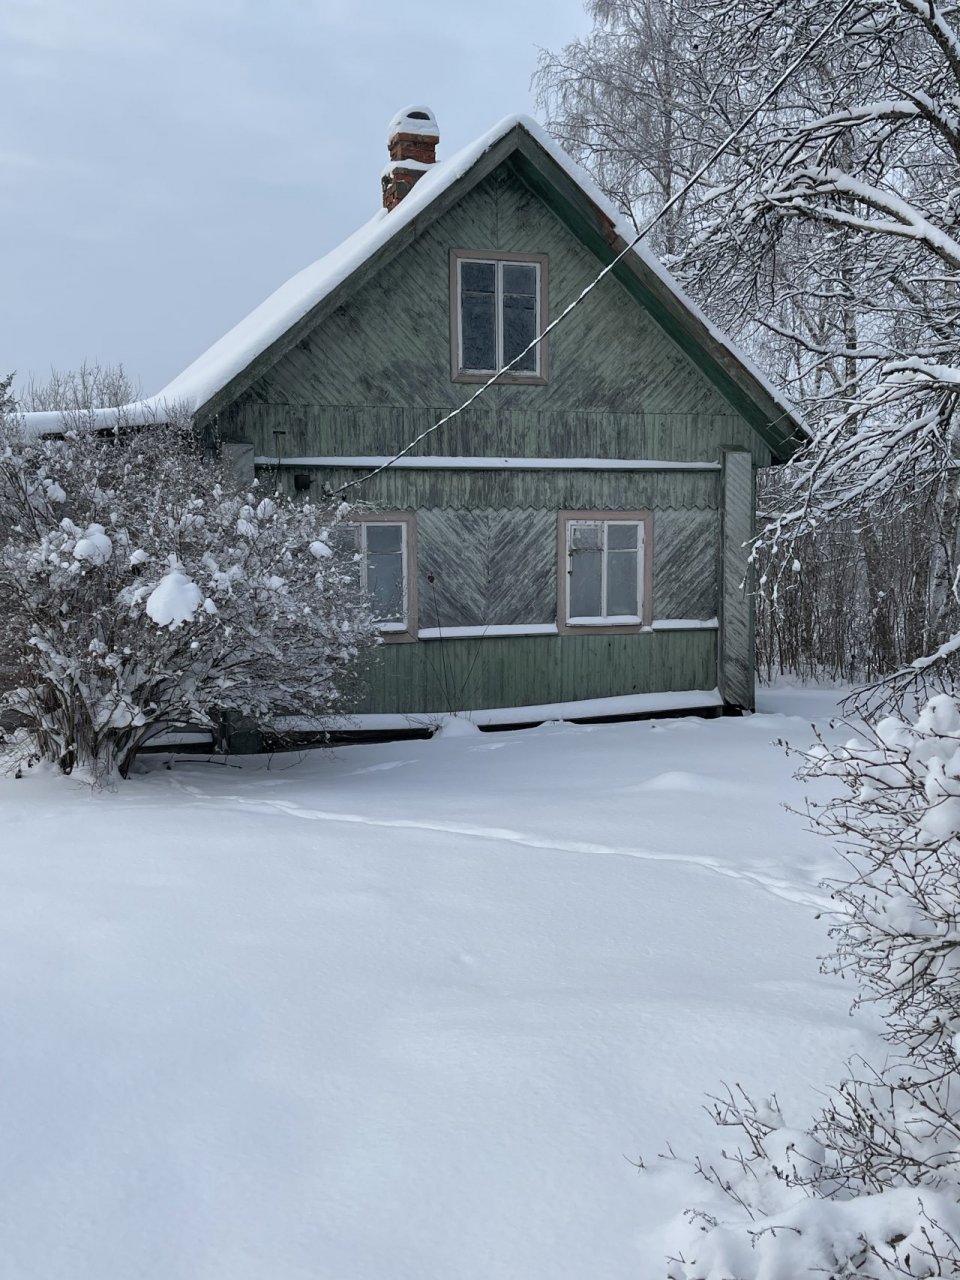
508, 120, 805, 442
18, 112, 804, 444
154, 114, 533, 413
15, 399, 184, 438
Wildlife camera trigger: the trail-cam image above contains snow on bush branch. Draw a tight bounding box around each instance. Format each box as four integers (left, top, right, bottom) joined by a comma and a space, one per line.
666, 696, 960, 1277
0, 395, 378, 780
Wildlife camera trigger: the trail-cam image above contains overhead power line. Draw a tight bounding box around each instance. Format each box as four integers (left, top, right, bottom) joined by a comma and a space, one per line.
332, 0, 857, 496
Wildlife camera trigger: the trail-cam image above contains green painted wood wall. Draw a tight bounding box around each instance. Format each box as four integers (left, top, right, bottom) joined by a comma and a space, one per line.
268, 466, 720, 636
719, 450, 756, 710
269, 465, 718, 511
355, 630, 717, 716
219, 162, 771, 468
208, 156, 765, 715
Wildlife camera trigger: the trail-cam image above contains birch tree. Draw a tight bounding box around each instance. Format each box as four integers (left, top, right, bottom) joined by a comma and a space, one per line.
682, 0, 960, 700
538, 0, 960, 694
536, 0, 713, 256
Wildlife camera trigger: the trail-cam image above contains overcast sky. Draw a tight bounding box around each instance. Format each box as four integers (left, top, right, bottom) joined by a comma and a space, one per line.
1, 1, 590, 400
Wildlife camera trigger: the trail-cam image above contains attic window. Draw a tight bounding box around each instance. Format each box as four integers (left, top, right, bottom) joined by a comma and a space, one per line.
450, 250, 548, 384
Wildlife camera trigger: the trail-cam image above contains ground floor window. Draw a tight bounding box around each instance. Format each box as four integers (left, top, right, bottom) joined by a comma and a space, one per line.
558, 511, 651, 634
344, 513, 417, 642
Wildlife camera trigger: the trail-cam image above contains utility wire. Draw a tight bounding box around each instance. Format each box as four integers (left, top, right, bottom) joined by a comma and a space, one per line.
332, 0, 857, 496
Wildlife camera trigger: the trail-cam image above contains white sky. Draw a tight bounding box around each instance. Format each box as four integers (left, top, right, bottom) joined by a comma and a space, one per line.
2, 0, 589, 398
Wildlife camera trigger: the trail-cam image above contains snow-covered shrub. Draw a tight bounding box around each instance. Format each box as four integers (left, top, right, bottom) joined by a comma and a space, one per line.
0, 410, 378, 780
666, 697, 960, 1277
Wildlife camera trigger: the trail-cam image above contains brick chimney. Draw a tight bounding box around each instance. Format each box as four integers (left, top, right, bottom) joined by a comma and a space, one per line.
382, 106, 439, 211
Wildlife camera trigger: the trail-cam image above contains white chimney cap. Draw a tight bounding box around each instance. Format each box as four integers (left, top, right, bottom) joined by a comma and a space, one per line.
387, 105, 439, 140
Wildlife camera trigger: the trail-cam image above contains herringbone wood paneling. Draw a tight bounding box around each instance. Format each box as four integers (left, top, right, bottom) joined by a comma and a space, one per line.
232, 164, 771, 467
416, 507, 557, 628
652, 509, 718, 619
417, 509, 489, 628
412, 504, 717, 632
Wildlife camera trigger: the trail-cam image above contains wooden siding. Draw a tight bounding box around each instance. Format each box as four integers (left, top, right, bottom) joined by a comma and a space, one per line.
218, 163, 772, 469
259, 462, 720, 640
718, 450, 755, 710
653, 508, 719, 620
238, 404, 761, 466
216, 154, 761, 717
412, 506, 717, 630
417, 508, 558, 628
508, 133, 802, 460
267, 464, 719, 512
347, 630, 717, 716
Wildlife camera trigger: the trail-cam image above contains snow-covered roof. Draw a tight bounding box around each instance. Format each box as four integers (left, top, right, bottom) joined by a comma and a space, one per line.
19, 113, 803, 450
18, 401, 171, 435
155, 115, 542, 413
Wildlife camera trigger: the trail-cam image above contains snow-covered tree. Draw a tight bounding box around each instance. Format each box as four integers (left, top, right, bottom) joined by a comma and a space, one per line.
675, 0, 960, 681
536, 0, 712, 258
666, 696, 960, 1276
0, 373, 15, 419
17, 361, 140, 413
0, 406, 378, 781
538, 0, 960, 692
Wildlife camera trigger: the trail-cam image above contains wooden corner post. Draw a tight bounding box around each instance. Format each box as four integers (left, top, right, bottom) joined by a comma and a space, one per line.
719, 449, 756, 712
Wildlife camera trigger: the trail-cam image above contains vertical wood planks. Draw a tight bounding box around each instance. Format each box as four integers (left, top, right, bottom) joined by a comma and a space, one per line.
718, 450, 755, 710
353, 630, 717, 715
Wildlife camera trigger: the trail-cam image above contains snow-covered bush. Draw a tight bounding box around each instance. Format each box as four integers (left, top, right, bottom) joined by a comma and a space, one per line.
0, 409, 378, 780
666, 697, 960, 1277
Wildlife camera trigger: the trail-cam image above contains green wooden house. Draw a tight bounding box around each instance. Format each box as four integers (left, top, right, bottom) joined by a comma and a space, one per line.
148, 108, 804, 729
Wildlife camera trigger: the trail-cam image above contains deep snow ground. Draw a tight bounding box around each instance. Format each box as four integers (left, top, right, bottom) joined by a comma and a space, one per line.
0, 685, 874, 1279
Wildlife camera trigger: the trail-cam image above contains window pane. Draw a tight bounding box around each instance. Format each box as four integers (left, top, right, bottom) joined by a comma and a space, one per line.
332, 523, 361, 555
569, 547, 603, 618
461, 290, 497, 370
366, 553, 405, 623
365, 522, 403, 554
460, 261, 495, 294
570, 521, 602, 550
606, 549, 639, 616
607, 522, 638, 550
503, 292, 537, 370
501, 263, 537, 296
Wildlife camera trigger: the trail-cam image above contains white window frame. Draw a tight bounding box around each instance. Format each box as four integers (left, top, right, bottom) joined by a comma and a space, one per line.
348, 512, 418, 643
450, 250, 548, 384
557, 510, 653, 635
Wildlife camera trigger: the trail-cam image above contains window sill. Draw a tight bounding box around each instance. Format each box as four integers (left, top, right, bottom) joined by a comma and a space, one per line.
566, 615, 642, 626
378, 624, 417, 644
453, 370, 547, 386
558, 616, 650, 637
